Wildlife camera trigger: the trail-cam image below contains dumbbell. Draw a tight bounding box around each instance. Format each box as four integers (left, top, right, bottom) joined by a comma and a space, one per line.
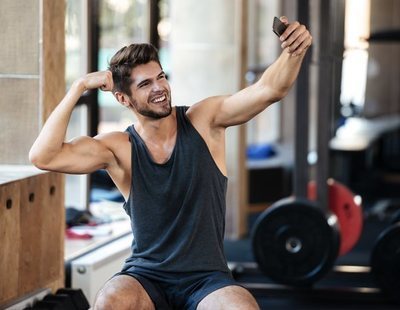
251, 179, 363, 286
370, 209, 400, 303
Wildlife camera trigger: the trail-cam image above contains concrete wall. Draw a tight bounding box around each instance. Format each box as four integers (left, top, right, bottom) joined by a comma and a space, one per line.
0, 0, 65, 164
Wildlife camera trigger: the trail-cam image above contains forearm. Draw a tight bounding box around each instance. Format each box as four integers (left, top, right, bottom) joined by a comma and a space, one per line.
259, 17, 312, 101
29, 79, 85, 166
259, 50, 306, 101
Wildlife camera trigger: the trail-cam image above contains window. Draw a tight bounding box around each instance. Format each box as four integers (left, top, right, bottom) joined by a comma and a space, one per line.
340, 0, 370, 116
97, 0, 150, 134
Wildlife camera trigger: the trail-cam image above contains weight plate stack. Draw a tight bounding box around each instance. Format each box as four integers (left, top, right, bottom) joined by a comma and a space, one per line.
252, 197, 340, 287
370, 222, 400, 303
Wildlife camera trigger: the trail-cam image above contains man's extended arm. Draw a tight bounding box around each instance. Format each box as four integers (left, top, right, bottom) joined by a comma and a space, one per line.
212, 17, 312, 128
29, 71, 116, 174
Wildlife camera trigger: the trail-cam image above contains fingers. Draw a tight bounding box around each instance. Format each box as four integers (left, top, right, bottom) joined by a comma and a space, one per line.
291, 32, 313, 56
279, 19, 312, 56
84, 71, 114, 92
100, 71, 114, 92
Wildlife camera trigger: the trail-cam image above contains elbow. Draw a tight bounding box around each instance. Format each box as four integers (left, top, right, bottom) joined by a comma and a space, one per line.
28, 148, 38, 166
29, 148, 50, 170
29, 151, 42, 169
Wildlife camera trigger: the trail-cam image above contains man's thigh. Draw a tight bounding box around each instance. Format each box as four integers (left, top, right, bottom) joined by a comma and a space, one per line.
93, 274, 155, 310
197, 285, 259, 310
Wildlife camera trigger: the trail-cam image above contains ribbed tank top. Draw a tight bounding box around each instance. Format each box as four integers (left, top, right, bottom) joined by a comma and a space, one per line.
122, 106, 230, 273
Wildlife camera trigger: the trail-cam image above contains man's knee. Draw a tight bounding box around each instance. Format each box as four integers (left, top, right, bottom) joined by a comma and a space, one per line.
93, 287, 122, 309
197, 285, 259, 310
92, 275, 154, 310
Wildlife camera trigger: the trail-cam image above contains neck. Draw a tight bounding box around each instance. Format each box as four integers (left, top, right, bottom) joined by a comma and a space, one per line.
134, 107, 177, 142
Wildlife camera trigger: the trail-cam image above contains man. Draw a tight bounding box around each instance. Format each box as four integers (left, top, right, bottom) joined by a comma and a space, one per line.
30, 16, 312, 310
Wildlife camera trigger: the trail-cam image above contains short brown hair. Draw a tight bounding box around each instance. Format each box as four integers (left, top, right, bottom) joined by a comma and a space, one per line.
108, 43, 162, 96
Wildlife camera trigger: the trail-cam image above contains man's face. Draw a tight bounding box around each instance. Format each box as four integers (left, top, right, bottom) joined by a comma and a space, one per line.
127, 61, 172, 119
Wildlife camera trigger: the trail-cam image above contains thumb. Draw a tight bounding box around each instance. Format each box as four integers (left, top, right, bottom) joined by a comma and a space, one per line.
280, 16, 289, 25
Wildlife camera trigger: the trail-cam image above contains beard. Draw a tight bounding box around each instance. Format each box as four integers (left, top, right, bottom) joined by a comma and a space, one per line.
130, 95, 172, 119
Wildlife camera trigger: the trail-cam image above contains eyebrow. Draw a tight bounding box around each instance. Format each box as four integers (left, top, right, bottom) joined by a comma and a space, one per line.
136, 79, 150, 89
135, 71, 166, 89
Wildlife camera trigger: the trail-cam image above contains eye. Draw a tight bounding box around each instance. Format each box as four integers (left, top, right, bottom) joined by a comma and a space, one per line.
138, 81, 149, 88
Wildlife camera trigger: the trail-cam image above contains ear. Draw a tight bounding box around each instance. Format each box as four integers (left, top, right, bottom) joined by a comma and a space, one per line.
114, 91, 131, 108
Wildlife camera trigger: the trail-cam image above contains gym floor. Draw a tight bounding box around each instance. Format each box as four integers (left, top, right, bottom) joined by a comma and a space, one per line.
224, 215, 399, 309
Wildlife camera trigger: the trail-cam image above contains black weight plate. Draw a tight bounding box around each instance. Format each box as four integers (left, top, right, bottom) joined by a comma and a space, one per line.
370, 223, 400, 302
251, 197, 340, 286
390, 209, 400, 225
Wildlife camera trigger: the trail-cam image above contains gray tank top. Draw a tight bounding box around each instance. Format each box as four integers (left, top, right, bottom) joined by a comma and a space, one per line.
122, 106, 229, 272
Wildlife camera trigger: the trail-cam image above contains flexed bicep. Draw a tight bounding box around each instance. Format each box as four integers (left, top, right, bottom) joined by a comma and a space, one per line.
59, 136, 115, 173
31, 134, 116, 174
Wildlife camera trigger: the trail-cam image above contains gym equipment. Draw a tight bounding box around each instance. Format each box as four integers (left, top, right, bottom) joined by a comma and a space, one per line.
370, 222, 400, 303
252, 198, 340, 286
390, 208, 400, 224
252, 179, 363, 286
308, 179, 363, 256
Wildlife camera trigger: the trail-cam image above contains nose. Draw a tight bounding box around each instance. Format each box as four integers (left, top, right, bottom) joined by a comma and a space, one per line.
152, 79, 168, 94
152, 81, 163, 92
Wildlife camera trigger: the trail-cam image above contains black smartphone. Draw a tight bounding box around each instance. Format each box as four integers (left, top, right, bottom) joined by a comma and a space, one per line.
272, 16, 287, 37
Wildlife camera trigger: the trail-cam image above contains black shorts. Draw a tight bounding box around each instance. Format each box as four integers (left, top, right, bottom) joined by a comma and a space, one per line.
115, 266, 240, 309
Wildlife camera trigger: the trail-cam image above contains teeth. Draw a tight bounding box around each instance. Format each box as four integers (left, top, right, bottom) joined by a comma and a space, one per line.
153, 95, 166, 103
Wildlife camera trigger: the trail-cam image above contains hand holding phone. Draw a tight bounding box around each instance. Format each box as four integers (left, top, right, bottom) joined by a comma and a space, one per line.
272, 16, 288, 37
272, 17, 312, 56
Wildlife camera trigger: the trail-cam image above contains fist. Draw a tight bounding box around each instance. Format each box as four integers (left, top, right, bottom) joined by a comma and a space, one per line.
82, 71, 114, 92
279, 16, 312, 56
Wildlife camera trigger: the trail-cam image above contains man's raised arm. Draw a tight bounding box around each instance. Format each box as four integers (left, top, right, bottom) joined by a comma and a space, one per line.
213, 17, 312, 128
29, 71, 116, 174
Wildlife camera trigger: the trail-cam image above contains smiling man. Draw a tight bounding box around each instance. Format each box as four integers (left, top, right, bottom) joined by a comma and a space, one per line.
30, 17, 312, 310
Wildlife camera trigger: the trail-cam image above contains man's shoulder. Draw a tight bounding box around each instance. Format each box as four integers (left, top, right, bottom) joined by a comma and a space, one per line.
95, 131, 131, 167
95, 130, 130, 147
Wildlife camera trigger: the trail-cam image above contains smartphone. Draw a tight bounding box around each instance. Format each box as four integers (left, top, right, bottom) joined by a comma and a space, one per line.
272, 16, 287, 37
